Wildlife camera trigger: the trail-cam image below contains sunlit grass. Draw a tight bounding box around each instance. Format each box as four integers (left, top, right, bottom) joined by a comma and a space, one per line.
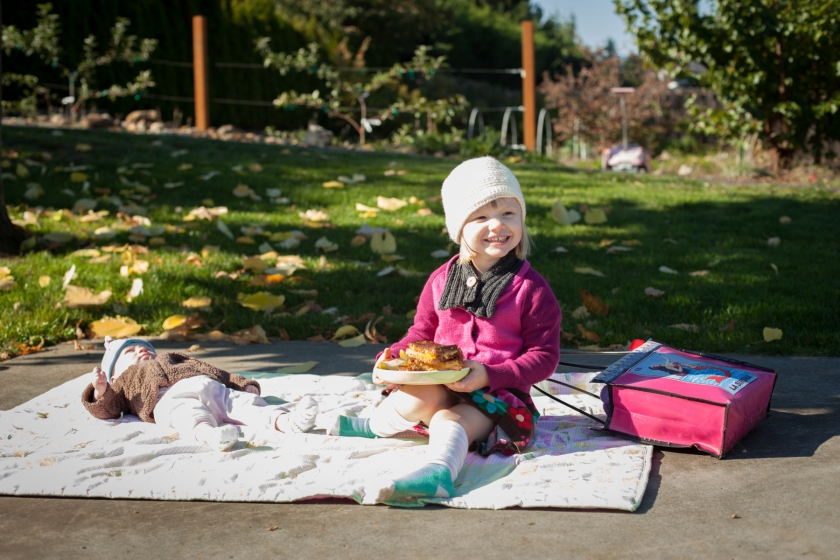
1, 126, 838, 356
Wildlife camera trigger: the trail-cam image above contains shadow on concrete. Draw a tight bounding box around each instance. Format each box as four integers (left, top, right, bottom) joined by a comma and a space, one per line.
633, 450, 663, 514
726, 408, 840, 460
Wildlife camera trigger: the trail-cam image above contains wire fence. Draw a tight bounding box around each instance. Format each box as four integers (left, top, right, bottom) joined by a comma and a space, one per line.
44, 56, 549, 152
143, 59, 525, 109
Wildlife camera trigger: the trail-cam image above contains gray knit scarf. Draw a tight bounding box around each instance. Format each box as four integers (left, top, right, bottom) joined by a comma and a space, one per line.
438, 252, 524, 318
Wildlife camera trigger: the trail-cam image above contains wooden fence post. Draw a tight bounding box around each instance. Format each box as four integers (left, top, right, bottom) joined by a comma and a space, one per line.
192, 15, 209, 130
521, 20, 536, 152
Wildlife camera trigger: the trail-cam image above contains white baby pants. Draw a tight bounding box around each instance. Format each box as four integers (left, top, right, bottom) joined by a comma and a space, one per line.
153, 376, 287, 435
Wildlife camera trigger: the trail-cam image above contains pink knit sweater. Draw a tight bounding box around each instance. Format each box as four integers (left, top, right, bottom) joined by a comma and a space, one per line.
390, 257, 562, 393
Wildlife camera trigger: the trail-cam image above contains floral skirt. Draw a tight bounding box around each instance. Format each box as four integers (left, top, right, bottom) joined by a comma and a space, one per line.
450, 387, 539, 457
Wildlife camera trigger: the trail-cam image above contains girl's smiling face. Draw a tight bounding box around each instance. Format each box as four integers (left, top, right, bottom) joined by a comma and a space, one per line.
460, 197, 523, 272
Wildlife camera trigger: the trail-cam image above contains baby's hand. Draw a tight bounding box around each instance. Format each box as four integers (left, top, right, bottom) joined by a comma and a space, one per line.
372, 348, 392, 385
244, 385, 259, 395
445, 360, 489, 393
92, 367, 108, 400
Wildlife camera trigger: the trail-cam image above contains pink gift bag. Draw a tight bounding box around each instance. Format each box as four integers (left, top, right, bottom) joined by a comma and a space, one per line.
593, 340, 777, 458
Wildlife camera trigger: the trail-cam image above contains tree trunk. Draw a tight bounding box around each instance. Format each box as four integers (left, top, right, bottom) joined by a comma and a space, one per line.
0, 2, 31, 256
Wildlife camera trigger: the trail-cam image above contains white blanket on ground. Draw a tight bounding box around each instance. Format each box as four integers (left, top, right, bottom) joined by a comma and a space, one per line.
0, 372, 651, 510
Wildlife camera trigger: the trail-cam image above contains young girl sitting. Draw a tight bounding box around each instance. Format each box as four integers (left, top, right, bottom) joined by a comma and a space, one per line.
330, 156, 561, 502
81, 337, 318, 450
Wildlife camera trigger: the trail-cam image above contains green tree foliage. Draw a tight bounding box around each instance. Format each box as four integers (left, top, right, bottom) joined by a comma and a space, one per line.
2, 3, 157, 117
540, 48, 668, 153
615, 0, 840, 167
258, 37, 462, 143
3, 1, 582, 130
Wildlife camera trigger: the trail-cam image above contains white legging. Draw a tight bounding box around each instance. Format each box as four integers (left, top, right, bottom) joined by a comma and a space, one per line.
153, 376, 287, 435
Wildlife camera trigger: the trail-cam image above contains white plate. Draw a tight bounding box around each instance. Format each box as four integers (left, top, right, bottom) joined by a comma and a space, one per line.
375, 367, 470, 385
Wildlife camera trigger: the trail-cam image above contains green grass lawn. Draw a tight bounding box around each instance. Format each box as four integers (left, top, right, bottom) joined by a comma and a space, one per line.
2, 126, 838, 357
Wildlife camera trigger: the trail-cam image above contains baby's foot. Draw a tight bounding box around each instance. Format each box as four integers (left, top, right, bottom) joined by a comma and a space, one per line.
326, 415, 377, 438
373, 463, 454, 503
275, 396, 318, 433
195, 423, 240, 451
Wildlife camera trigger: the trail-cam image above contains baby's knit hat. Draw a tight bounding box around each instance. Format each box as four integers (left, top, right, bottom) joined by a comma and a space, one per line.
440, 156, 526, 244
100, 336, 156, 382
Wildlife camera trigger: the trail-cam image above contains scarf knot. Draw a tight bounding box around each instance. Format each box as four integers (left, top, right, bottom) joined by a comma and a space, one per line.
438, 252, 523, 318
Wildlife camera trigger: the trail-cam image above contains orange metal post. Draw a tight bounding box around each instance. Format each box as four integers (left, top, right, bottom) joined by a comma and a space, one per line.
192, 16, 209, 130
521, 20, 536, 151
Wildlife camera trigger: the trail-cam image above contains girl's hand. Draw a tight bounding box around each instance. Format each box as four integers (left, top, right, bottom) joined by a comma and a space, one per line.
372, 347, 392, 385
92, 367, 108, 400
445, 360, 489, 393
244, 385, 260, 395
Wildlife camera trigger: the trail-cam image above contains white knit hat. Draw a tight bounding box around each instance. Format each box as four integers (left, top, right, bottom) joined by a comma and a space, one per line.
441, 156, 526, 244
100, 336, 156, 382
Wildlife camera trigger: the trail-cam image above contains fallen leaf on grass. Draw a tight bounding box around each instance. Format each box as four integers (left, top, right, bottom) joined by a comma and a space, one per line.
322, 181, 344, 188
243, 256, 268, 273
126, 279, 143, 302
233, 184, 260, 200
315, 237, 338, 252
571, 305, 590, 319
763, 327, 783, 342
248, 163, 263, 172
550, 201, 581, 225
275, 361, 318, 374
779, 216, 791, 224
606, 246, 632, 254
584, 208, 608, 225
350, 234, 367, 247
182, 296, 211, 309
162, 315, 188, 330
689, 270, 710, 276
64, 285, 112, 308
659, 266, 678, 274
273, 256, 307, 276
370, 231, 396, 254
644, 287, 665, 297
229, 325, 269, 345
216, 219, 234, 240
239, 292, 285, 311
90, 316, 142, 338
719, 319, 736, 332
299, 209, 330, 222
74, 340, 95, 351
378, 266, 396, 277
574, 267, 605, 277
767, 237, 781, 247
338, 334, 366, 348
24, 183, 44, 200
15, 338, 45, 355
75, 143, 92, 151
669, 323, 699, 333
770, 263, 779, 275
579, 289, 609, 316
430, 249, 451, 258
38, 275, 51, 287
576, 323, 601, 342
331, 325, 359, 340
377, 196, 408, 211
62, 265, 77, 288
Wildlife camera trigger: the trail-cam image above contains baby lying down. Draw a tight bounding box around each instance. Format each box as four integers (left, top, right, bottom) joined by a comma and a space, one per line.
81, 337, 318, 450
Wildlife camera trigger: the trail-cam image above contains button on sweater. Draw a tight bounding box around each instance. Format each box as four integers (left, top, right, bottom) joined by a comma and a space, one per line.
390, 257, 562, 393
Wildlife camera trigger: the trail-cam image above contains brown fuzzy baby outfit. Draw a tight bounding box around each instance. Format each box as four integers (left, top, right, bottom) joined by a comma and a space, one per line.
81, 352, 260, 422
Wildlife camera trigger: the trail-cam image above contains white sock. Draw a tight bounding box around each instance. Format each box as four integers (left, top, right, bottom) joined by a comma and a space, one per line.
275, 396, 319, 433
194, 423, 240, 451
425, 417, 469, 481
368, 396, 417, 437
